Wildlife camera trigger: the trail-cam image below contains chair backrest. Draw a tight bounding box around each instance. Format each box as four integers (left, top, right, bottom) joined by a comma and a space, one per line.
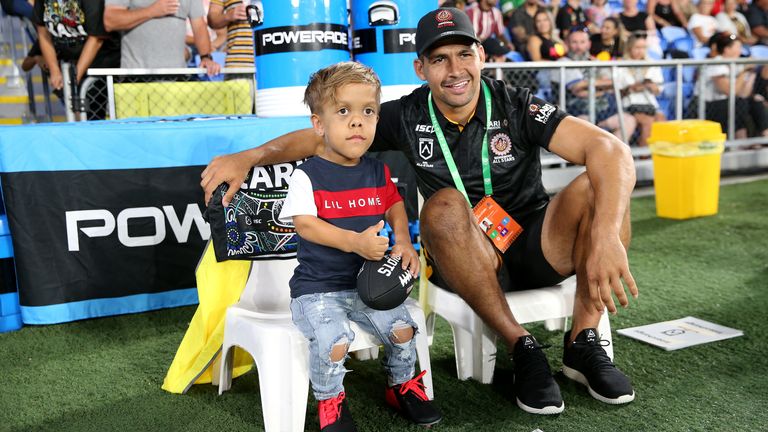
691, 46, 710, 60
506, 51, 525, 62
238, 259, 299, 313
660, 26, 688, 43
750, 45, 768, 59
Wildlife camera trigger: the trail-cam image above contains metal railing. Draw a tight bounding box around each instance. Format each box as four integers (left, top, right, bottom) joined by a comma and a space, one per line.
72, 67, 256, 121
484, 57, 768, 147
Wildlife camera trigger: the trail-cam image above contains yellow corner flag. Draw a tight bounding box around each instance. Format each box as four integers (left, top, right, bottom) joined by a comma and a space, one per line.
162, 240, 254, 394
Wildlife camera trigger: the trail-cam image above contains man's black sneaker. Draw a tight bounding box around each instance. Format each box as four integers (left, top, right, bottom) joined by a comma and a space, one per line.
385, 370, 443, 426
318, 392, 357, 431
511, 334, 564, 415
562, 328, 635, 404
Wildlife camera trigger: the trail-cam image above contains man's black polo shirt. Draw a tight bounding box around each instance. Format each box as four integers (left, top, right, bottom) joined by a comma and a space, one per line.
370, 76, 569, 221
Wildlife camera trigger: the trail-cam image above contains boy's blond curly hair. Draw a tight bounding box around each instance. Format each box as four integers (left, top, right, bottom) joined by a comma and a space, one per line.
303, 61, 382, 114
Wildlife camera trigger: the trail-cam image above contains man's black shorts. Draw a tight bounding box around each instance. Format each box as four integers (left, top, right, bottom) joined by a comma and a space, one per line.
425, 203, 571, 292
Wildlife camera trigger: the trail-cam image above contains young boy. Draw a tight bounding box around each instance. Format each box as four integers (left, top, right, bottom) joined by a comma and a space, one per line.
278, 62, 442, 431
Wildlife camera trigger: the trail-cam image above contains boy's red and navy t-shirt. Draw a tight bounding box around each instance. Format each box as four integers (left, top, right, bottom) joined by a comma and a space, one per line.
279, 156, 402, 298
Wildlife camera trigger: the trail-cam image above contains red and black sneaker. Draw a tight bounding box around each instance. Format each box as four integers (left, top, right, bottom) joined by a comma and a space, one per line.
318, 392, 357, 432
385, 370, 443, 426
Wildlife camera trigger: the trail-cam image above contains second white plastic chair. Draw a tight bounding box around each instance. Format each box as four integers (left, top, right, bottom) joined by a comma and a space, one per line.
422, 276, 613, 384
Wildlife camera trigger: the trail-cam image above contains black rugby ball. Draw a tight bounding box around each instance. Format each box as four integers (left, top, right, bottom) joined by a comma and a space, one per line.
356, 254, 415, 310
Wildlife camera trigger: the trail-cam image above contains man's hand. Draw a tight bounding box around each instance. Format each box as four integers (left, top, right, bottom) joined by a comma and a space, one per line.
390, 242, 420, 277
226, 3, 247, 22
585, 235, 638, 314
200, 56, 221, 77
200, 152, 253, 206
151, 0, 179, 17
49, 69, 63, 90
353, 221, 389, 261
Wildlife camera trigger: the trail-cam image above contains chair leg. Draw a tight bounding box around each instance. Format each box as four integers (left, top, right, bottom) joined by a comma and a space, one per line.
253, 329, 310, 432
476, 322, 498, 385
409, 307, 435, 400
217, 343, 234, 395
424, 312, 436, 346
598, 309, 614, 361
450, 323, 475, 381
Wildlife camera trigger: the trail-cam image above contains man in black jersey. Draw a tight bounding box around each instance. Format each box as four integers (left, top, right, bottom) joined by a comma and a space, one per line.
201, 7, 638, 415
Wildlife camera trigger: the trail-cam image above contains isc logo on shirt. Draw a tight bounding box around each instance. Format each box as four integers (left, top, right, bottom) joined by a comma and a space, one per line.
415, 124, 434, 133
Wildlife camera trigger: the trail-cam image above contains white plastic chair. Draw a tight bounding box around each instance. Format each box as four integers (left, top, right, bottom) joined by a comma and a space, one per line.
420, 276, 613, 384
216, 258, 434, 432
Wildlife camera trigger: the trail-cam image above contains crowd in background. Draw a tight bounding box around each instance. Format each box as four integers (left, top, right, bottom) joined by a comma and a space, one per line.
446, 0, 768, 144
3, 0, 768, 141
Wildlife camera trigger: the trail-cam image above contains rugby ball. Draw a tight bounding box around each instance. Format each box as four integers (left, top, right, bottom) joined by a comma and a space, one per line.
356, 254, 415, 310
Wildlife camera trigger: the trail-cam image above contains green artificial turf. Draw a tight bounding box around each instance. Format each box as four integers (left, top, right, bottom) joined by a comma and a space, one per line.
1, 179, 767, 432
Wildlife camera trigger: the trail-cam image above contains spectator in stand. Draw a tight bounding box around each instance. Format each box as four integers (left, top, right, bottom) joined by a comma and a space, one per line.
717, 0, 756, 46
207, 0, 254, 67
185, 0, 226, 62
527, 9, 566, 61
688, 0, 719, 49
619, 0, 655, 35
590, 16, 624, 59
702, 32, 768, 138
552, 26, 637, 139
34, 0, 120, 119
1, 0, 34, 20
746, 0, 768, 46
440, 0, 468, 11
736, 0, 749, 15
711, 0, 724, 16
647, 0, 688, 29
104, 0, 220, 76
678, 0, 698, 23
465, 0, 513, 45
508, 0, 543, 57
586, 0, 617, 29
556, 0, 591, 40
616, 33, 665, 146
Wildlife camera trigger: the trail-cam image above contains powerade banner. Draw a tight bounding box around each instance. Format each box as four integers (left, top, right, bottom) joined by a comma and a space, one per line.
0, 115, 310, 324
254, 23, 349, 55
205, 162, 303, 262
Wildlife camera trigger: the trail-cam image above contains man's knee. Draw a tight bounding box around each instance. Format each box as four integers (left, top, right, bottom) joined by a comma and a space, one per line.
421, 188, 467, 220
420, 188, 472, 238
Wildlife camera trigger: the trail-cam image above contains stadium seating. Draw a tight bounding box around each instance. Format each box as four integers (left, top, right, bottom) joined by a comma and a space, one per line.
750, 45, 768, 59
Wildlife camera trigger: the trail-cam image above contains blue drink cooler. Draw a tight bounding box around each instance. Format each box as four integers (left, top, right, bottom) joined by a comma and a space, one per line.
351, 0, 436, 101
253, 0, 350, 117
0, 214, 21, 333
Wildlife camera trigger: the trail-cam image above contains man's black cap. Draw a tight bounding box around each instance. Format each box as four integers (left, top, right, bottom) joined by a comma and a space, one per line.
416, 7, 481, 56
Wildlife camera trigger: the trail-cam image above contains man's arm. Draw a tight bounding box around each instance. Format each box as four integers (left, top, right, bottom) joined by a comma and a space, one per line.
207, 2, 246, 29
190, 17, 220, 76
75, 36, 104, 82
548, 116, 638, 312
293, 216, 388, 261
36, 25, 62, 89
103, 0, 178, 32
201, 128, 324, 205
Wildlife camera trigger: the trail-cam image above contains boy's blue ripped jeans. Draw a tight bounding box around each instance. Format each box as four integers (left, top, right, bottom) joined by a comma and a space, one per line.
290, 290, 418, 401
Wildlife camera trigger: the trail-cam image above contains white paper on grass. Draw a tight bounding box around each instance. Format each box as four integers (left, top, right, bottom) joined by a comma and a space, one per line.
617, 316, 743, 351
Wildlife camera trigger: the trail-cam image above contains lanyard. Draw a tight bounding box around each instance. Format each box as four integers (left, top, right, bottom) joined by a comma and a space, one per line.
428, 80, 492, 204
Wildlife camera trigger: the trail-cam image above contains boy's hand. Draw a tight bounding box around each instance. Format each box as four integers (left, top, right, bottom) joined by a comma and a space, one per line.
390, 242, 420, 277
354, 221, 389, 261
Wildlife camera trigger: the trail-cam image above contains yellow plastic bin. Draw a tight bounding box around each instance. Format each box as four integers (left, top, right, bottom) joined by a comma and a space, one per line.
647, 120, 726, 220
